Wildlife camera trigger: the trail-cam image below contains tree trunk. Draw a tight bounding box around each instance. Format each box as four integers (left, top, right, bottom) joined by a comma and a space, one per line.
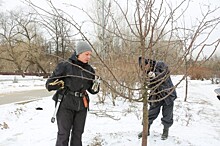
184, 58, 188, 102
142, 89, 149, 146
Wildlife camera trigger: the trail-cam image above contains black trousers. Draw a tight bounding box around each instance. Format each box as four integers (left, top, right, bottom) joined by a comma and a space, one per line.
55, 105, 87, 146
148, 100, 174, 129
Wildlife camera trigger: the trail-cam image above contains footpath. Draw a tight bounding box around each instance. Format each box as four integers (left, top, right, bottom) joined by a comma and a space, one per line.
0, 89, 54, 105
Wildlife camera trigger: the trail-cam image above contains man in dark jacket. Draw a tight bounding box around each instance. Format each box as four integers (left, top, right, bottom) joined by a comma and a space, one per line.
138, 57, 177, 140
46, 41, 100, 146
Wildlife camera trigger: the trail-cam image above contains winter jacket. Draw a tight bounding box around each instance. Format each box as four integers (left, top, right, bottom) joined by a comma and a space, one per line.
139, 57, 177, 105
45, 53, 99, 111
151, 61, 177, 105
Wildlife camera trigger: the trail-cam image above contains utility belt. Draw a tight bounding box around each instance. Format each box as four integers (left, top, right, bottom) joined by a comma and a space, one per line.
67, 90, 89, 108
68, 90, 84, 98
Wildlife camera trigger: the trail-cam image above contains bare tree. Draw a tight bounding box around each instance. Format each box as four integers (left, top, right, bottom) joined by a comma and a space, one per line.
27, 2, 80, 63
24, 0, 220, 145
84, 0, 220, 145
0, 11, 27, 74
0, 9, 55, 75
12, 11, 49, 74
39, 13, 76, 62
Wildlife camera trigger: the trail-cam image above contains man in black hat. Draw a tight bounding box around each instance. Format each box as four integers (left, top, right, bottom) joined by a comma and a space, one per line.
138, 57, 177, 140
46, 41, 100, 146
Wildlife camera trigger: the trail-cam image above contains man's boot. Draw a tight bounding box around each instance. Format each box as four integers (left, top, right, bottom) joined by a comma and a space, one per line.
161, 127, 169, 140
138, 126, 150, 139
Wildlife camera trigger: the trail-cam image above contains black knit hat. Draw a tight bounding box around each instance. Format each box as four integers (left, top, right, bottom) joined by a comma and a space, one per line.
139, 56, 149, 65
138, 56, 156, 68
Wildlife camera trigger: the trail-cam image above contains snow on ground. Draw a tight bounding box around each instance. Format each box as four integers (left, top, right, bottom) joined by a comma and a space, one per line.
0, 75, 46, 94
0, 75, 220, 146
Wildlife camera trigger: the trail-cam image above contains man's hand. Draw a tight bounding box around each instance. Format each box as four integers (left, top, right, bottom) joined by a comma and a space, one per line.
148, 71, 155, 78
47, 79, 64, 91
217, 95, 220, 100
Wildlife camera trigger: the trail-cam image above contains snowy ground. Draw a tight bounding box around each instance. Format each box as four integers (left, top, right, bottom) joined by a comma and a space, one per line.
0, 75, 220, 146
0, 75, 45, 94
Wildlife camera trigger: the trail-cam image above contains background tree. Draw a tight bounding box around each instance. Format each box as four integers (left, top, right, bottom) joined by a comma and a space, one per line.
1, 0, 220, 145
12, 10, 48, 74
38, 13, 76, 63
70, 0, 220, 145
0, 11, 27, 75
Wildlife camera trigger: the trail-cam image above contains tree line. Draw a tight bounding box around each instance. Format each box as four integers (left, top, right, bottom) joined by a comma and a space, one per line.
0, 1, 220, 145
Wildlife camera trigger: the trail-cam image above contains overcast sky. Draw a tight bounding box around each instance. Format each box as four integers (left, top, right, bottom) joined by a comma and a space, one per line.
0, 0, 220, 57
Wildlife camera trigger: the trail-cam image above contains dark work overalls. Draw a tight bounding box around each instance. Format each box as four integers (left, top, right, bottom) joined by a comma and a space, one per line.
147, 60, 177, 129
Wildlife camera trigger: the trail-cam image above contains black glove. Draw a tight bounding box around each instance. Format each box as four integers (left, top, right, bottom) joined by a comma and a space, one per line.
47, 79, 64, 91
217, 95, 220, 100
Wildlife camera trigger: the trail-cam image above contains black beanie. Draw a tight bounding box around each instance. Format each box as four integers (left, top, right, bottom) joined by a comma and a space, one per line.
138, 56, 156, 68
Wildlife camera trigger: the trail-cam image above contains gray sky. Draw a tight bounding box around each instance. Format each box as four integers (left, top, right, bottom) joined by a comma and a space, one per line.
1, 0, 220, 57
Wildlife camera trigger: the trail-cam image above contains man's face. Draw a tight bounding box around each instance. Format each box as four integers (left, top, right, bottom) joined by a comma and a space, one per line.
141, 63, 151, 72
77, 51, 92, 63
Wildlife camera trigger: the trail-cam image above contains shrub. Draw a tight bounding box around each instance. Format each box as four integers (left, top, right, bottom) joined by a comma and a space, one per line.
188, 66, 213, 80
